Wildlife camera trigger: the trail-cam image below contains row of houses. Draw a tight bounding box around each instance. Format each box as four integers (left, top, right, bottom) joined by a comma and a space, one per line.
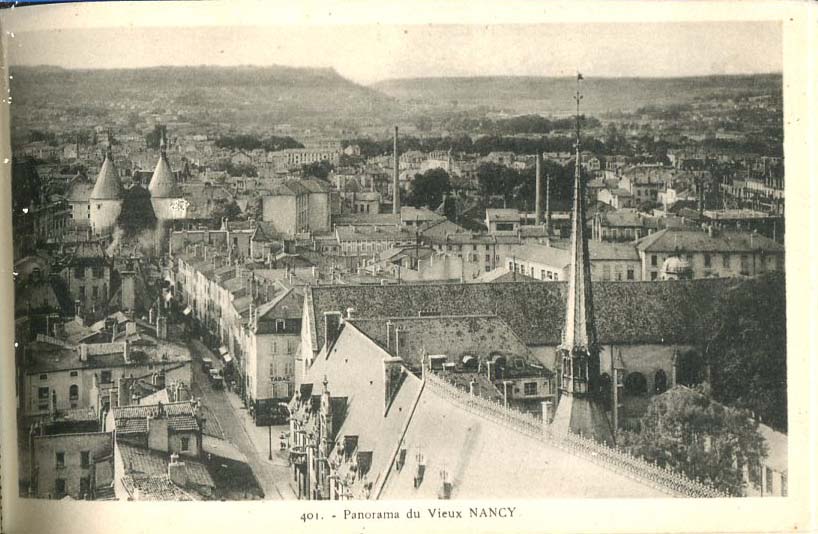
173, 241, 310, 422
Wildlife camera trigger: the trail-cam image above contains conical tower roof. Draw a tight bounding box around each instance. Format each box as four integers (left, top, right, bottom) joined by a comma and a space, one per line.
149, 129, 178, 198
90, 151, 122, 200
148, 151, 178, 198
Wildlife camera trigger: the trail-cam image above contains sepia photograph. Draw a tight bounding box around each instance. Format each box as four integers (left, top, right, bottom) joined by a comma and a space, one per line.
0, 2, 813, 533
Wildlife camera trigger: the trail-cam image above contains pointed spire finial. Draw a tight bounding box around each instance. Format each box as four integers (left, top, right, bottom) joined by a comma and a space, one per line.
574, 72, 584, 151
159, 126, 167, 155
105, 129, 114, 158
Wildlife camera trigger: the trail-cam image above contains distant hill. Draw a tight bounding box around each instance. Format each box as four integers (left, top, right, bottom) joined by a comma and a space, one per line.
10, 65, 399, 126
371, 74, 783, 116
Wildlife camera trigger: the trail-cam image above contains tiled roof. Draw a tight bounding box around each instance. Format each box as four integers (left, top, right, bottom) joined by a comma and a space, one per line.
308, 277, 746, 350
113, 401, 200, 434
118, 442, 214, 489
121, 475, 198, 501
119, 442, 167, 475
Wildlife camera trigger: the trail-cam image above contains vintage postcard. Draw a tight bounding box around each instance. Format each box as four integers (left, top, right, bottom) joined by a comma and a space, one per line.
0, 1, 814, 533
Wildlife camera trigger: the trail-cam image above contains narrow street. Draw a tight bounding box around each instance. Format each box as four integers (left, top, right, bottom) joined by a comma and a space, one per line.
188, 339, 296, 500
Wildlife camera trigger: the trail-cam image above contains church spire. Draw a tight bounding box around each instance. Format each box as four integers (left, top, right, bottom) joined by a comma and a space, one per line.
562, 72, 595, 353
550, 73, 613, 444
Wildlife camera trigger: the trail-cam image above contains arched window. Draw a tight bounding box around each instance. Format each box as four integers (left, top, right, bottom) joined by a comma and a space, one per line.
654, 369, 668, 394
624, 372, 647, 396
69, 384, 79, 401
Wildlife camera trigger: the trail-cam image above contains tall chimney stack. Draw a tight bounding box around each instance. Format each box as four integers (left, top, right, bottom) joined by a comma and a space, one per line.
545, 171, 552, 238
393, 126, 400, 215
535, 152, 543, 225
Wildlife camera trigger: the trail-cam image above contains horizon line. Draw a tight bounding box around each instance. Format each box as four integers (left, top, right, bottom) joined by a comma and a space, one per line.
10, 63, 784, 86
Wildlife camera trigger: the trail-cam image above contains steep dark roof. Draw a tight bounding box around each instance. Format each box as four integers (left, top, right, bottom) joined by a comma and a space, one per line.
308, 277, 747, 349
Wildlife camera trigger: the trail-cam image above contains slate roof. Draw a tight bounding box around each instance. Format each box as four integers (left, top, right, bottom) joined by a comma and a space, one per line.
350, 315, 531, 370
307, 277, 746, 350
66, 179, 94, 202
598, 210, 643, 228
635, 228, 783, 254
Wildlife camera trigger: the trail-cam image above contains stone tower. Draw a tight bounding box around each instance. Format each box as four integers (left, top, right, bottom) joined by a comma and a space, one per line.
550, 74, 614, 445
89, 145, 123, 235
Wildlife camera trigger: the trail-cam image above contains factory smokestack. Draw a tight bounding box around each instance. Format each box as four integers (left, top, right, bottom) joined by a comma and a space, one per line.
535, 151, 543, 225
545, 172, 552, 238
393, 126, 400, 215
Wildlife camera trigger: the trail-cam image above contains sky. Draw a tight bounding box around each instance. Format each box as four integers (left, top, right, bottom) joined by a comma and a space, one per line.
2, 2, 783, 85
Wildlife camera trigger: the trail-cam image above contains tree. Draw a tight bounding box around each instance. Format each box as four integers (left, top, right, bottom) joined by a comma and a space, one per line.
211, 199, 243, 222
704, 272, 787, 432
408, 168, 451, 209
145, 125, 166, 149
117, 186, 157, 236
302, 160, 334, 180
617, 385, 768, 496
12, 159, 43, 212
477, 162, 517, 201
